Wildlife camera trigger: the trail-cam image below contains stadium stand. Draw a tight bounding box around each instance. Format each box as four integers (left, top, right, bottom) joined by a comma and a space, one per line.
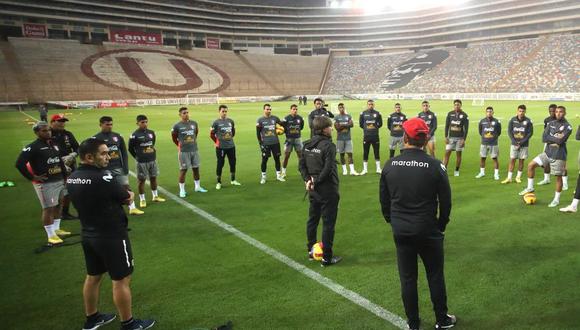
398, 38, 541, 93
493, 34, 580, 92
0, 38, 328, 102
322, 34, 579, 94
323, 52, 414, 95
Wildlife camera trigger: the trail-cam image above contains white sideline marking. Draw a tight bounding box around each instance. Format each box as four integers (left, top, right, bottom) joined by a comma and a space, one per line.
129, 172, 406, 329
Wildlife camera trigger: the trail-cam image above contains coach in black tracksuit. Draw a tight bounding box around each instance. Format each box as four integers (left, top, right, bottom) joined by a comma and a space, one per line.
67, 138, 155, 330
299, 116, 341, 267
380, 117, 455, 330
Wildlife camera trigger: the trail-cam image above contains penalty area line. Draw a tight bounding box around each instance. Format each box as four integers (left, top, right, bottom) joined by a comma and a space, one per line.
129, 171, 406, 329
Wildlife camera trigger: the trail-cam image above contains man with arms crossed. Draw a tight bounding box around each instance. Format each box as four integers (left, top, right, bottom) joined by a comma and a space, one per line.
387, 103, 407, 158
93, 116, 144, 215
443, 100, 469, 176
172, 107, 208, 197
334, 103, 359, 175
539, 104, 569, 190
128, 115, 165, 208
210, 105, 241, 189
519, 106, 573, 207
281, 104, 305, 178
359, 99, 383, 174
417, 101, 437, 157
475, 107, 501, 180
68, 138, 155, 330
380, 117, 455, 330
308, 98, 334, 137
15, 121, 71, 244
501, 105, 533, 184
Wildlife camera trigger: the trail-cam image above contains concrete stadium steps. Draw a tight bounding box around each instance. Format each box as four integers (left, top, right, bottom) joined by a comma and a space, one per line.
0, 38, 328, 102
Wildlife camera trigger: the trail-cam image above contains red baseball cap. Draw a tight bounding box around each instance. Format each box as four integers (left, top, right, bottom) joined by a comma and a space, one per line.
50, 114, 69, 122
402, 117, 430, 139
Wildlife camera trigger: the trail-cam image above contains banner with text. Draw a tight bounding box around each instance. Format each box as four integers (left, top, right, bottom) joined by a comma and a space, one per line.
22, 23, 47, 38
110, 30, 162, 45
206, 38, 220, 49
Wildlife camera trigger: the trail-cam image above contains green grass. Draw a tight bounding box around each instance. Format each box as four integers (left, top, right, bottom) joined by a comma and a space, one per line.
0, 100, 579, 329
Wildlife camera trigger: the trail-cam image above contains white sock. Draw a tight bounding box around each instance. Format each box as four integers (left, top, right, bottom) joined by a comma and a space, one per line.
194, 180, 201, 189
479, 168, 485, 175
261, 172, 267, 178
572, 199, 579, 208
282, 167, 286, 173
563, 176, 568, 186
494, 169, 499, 176
276, 171, 281, 177
129, 201, 136, 210
363, 162, 368, 171
179, 183, 185, 192
342, 164, 347, 172
516, 171, 522, 179
44, 224, 55, 238
507, 172, 513, 180
553, 191, 561, 202
375, 160, 381, 171
349, 164, 355, 172
527, 178, 534, 190
139, 194, 145, 201
544, 173, 550, 181
53, 219, 61, 231
152, 190, 158, 197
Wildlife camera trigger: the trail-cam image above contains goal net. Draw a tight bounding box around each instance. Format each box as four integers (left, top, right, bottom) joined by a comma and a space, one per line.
471, 98, 485, 106
185, 93, 220, 105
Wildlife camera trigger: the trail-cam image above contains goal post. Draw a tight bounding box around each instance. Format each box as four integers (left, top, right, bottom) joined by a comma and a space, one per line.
185, 93, 220, 105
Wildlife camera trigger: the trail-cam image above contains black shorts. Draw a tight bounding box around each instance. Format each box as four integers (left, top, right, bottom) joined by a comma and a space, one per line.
261, 143, 281, 158
82, 237, 134, 281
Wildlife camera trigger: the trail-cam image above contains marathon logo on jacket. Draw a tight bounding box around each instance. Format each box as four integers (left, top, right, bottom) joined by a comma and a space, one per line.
391, 160, 429, 168
67, 177, 92, 185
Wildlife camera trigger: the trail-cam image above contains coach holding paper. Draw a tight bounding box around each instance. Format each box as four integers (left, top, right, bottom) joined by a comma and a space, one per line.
379, 117, 455, 330
67, 138, 155, 330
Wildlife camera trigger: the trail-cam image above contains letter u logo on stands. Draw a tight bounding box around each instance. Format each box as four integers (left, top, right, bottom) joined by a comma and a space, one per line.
81, 49, 230, 96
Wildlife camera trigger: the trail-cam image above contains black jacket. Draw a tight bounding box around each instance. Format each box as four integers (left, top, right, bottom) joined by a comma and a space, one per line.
67, 164, 130, 239
380, 148, 451, 237
299, 135, 339, 195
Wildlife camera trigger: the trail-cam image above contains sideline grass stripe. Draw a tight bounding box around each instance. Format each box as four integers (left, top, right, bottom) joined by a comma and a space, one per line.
129, 172, 407, 329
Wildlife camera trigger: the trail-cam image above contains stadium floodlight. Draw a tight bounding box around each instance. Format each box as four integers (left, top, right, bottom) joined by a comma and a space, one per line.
359, 0, 469, 12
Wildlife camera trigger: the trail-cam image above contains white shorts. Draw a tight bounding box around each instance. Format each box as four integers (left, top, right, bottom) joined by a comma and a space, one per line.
480, 145, 499, 158
446, 137, 464, 151
33, 181, 65, 209
179, 151, 200, 170
533, 152, 566, 176
389, 136, 404, 150
284, 138, 303, 153
136, 161, 159, 180
336, 140, 353, 153
509, 145, 529, 160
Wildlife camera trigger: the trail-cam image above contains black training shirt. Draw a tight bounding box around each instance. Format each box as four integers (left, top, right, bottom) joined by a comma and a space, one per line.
67, 164, 130, 239
380, 148, 451, 237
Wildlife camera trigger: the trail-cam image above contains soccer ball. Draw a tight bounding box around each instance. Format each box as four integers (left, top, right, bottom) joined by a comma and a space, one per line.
311, 242, 324, 261
523, 192, 537, 205
275, 123, 285, 135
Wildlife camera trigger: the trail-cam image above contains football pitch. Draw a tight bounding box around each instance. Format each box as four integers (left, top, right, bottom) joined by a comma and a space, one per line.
0, 100, 579, 330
